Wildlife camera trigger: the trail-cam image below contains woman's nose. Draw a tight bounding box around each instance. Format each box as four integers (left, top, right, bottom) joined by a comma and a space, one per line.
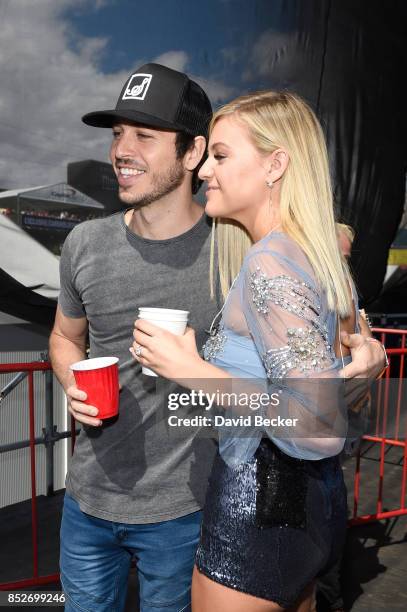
198, 157, 213, 180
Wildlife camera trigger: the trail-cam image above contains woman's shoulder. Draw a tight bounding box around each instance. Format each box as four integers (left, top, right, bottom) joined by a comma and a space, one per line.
243, 231, 314, 279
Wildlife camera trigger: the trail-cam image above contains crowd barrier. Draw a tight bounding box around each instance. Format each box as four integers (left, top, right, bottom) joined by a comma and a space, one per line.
0, 328, 406, 589
0, 362, 59, 590
350, 328, 407, 525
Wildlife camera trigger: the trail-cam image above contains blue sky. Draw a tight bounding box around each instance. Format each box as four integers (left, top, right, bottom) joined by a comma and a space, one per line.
64, 0, 288, 82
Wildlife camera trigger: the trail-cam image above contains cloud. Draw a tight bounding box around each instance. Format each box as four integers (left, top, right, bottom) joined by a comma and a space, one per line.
192, 76, 235, 105
153, 51, 189, 72
0, 1, 232, 190
220, 46, 241, 66
152, 51, 235, 103
0, 0, 131, 189
152, 50, 235, 103
242, 29, 314, 88
93, 0, 112, 9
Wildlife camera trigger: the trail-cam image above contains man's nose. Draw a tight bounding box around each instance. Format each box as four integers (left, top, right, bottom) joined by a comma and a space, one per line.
113, 132, 137, 159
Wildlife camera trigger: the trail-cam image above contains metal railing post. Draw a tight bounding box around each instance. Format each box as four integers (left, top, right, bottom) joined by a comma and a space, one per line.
28, 371, 39, 580
45, 368, 55, 497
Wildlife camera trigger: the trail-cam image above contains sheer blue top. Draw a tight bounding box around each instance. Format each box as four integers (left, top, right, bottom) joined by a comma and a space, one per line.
203, 231, 359, 467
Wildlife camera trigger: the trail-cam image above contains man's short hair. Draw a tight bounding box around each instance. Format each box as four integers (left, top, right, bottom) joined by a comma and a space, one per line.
175, 131, 206, 195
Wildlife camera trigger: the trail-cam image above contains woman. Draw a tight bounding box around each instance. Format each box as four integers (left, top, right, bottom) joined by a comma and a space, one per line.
131, 91, 358, 611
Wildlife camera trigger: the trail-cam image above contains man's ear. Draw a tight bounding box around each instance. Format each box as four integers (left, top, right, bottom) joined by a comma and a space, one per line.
183, 136, 207, 171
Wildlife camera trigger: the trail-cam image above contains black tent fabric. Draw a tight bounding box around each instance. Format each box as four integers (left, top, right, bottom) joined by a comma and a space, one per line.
318, 0, 407, 306
369, 268, 407, 314
243, 0, 407, 306
0, 268, 56, 330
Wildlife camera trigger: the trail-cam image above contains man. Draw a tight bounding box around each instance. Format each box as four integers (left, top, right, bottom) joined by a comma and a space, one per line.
51, 63, 218, 612
337, 223, 355, 261
314, 223, 375, 612
49, 63, 387, 612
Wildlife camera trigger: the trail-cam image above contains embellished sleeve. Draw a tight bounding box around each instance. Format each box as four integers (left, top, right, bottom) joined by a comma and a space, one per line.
241, 248, 347, 459
246, 257, 334, 378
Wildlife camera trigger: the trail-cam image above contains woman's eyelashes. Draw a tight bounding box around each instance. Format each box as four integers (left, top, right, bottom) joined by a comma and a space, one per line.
214, 153, 227, 161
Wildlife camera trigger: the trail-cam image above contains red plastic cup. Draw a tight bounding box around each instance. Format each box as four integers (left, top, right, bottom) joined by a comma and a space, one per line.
70, 357, 119, 419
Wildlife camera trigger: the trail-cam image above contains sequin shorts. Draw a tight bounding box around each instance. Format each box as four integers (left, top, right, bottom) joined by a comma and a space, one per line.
195, 439, 347, 608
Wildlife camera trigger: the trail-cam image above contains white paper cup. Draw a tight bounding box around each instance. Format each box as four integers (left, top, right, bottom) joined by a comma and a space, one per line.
138, 308, 189, 321
137, 308, 189, 376
139, 308, 189, 315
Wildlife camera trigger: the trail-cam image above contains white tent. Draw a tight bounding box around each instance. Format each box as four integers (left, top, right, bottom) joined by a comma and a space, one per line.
0, 214, 60, 299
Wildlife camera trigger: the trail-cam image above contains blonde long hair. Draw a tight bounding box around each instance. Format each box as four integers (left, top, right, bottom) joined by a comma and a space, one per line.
209, 91, 352, 317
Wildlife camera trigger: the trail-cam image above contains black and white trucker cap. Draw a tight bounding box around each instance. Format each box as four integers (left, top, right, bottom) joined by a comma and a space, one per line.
82, 63, 212, 137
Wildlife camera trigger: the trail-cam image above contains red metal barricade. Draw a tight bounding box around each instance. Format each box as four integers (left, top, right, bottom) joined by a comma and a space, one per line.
350, 328, 407, 525
0, 361, 60, 590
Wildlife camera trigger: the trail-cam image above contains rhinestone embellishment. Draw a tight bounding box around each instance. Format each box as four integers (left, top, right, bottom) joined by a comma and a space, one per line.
250, 269, 321, 318
263, 326, 332, 378
203, 326, 227, 361
249, 267, 333, 377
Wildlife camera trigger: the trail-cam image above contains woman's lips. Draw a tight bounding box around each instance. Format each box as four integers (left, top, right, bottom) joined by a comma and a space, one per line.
206, 186, 220, 196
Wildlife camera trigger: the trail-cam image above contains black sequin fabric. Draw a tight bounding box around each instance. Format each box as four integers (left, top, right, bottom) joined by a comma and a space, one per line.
196, 439, 347, 607
255, 441, 307, 529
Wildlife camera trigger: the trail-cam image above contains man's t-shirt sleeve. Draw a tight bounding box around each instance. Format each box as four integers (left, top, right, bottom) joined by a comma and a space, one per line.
58, 230, 86, 318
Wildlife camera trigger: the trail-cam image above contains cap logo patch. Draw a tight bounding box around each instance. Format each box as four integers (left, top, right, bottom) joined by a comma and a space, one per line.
122, 73, 152, 101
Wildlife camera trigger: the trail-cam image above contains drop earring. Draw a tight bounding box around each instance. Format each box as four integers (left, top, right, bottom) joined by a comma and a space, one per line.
266, 177, 273, 188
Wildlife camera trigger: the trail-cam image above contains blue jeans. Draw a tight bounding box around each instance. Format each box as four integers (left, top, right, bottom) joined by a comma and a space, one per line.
60, 494, 202, 612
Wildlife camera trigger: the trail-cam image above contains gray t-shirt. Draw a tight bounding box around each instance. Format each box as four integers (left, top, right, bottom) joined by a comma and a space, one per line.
59, 211, 219, 523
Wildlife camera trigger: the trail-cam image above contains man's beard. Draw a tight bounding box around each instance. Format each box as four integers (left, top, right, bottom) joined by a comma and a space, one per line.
118, 160, 185, 207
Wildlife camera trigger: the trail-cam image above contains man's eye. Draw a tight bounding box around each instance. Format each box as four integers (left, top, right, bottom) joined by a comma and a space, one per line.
112, 131, 121, 139
138, 133, 152, 140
